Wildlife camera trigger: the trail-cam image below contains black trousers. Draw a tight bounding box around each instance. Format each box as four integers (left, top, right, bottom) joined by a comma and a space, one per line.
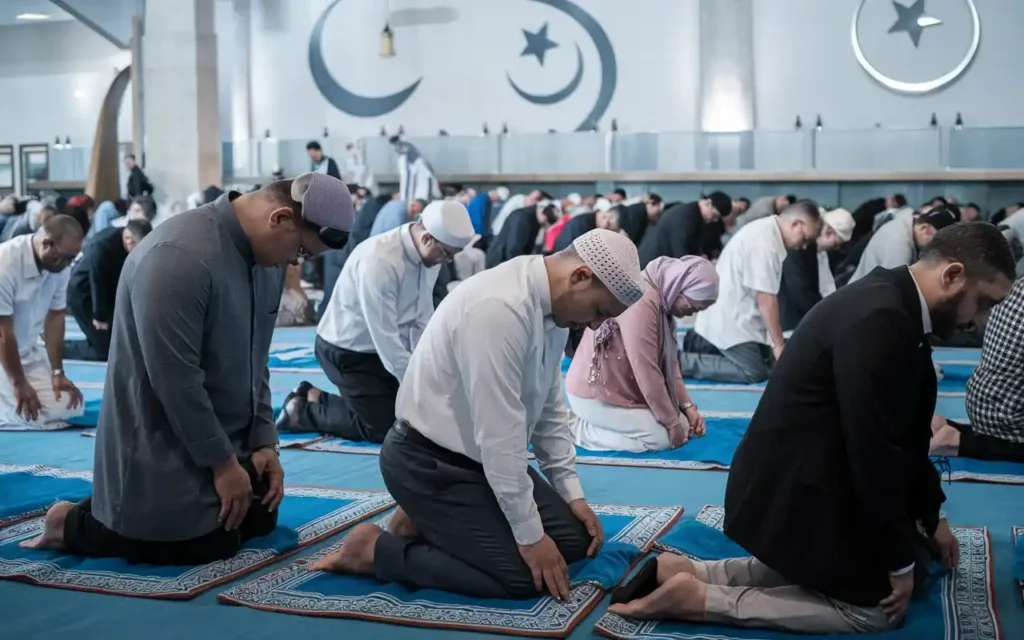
295, 337, 398, 443
65, 294, 111, 361
680, 331, 774, 384
948, 420, 1024, 463
374, 421, 591, 599
63, 461, 277, 565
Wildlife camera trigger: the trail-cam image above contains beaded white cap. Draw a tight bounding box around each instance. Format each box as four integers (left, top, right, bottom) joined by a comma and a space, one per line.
421, 200, 476, 248
572, 229, 645, 306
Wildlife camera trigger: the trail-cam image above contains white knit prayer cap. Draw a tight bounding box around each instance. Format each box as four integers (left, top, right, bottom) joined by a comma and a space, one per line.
595, 197, 612, 212
572, 229, 645, 306
421, 200, 476, 248
567, 192, 582, 206
822, 207, 855, 243
495, 186, 510, 201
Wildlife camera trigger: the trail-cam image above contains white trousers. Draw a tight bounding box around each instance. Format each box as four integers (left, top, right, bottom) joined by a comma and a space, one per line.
0, 345, 84, 429
567, 394, 683, 453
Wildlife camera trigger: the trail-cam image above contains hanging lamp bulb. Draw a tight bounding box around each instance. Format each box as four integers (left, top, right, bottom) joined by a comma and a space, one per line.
380, 23, 395, 57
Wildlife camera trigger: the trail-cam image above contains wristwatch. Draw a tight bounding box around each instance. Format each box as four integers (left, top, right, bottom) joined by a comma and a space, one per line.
52, 369, 64, 378
680, 401, 694, 410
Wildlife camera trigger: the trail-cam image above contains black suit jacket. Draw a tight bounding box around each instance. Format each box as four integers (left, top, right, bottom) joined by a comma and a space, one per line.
637, 202, 705, 268
486, 207, 540, 268
724, 266, 944, 607
552, 213, 596, 253
778, 245, 822, 331
67, 227, 129, 323
127, 166, 154, 198
618, 203, 649, 245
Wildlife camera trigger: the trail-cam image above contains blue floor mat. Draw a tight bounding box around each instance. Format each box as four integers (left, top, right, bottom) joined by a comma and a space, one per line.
595, 506, 1000, 640
218, 505, 681, 637
0, 464, 92, 526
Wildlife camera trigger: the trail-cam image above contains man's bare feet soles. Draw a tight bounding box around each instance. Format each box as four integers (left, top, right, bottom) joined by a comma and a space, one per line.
608, 572, 708, 621
19, 501, 74, 550
929, 423, 961, 456
386, 507, 420, 539
656, 553, 698, 585
309, 523, 381, 575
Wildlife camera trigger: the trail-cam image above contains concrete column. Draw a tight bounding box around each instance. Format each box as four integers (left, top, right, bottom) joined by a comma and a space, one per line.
142, 0, 220, 209
229, 0, 252, 146
698, 0, 756, 132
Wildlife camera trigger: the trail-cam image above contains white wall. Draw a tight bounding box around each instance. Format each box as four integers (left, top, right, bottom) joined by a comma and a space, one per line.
0, 19, 132, 148
248, 0, 701, 140
753, 0, 1024, 130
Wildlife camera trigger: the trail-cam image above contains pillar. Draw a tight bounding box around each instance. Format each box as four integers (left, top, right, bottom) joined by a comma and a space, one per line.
142, 0, 220, 208
698, 0, 756, 132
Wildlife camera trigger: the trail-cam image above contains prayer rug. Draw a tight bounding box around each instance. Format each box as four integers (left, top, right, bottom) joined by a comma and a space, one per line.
575, 416, 747, 471
218, 504, 683, 637
594, 505, 1001, 640
80, 429, 326, 449
1013, 527, 1023, 604
0, 464, 92, 527
0, 486, 395, 599
266, 345, 319, 371
944, 457, 1024, 485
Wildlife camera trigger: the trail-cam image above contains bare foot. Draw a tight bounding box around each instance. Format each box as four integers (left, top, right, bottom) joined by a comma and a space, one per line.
608, 572, 708, 621
306, 387, 322, 404
930, 424, 961, 456
656, 553, 698, 585
386, 507, 420, 539
309, 523, 381, 575
19, 501, 74, 550
931, 414, 947, 436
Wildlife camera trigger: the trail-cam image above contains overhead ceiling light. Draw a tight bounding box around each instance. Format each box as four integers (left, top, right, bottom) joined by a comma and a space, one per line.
16, 13, 51, 20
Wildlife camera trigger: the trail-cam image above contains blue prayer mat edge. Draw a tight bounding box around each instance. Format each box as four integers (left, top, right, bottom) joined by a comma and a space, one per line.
217, 504, 684, 638
0, 463, 93, 527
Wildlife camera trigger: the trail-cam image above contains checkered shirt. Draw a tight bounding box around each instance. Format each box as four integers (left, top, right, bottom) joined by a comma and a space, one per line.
966, 277, 1024, 443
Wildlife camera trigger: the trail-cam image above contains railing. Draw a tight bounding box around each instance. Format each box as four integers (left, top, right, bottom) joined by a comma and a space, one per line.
33, 127, 1024, 186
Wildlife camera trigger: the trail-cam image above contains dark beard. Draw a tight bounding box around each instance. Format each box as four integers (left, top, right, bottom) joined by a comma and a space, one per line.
929, 293, 963, 340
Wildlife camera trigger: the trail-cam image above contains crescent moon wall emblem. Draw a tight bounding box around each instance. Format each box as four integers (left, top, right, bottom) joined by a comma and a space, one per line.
309, 0, 423, 118
507, 44, 584, 106
851, 0, 981, 95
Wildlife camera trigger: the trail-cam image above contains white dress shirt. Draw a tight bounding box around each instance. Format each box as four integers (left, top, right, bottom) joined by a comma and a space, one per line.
817, 251, 837, 298
694, 216, 788, 350
490, 194, 526, 236
395, 255, 584, 546
317, 224, 438, 383
0, 234, 69, 357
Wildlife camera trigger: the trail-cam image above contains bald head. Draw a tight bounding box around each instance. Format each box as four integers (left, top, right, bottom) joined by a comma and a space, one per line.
42, 214, 84, 242
35, 214, 83, 273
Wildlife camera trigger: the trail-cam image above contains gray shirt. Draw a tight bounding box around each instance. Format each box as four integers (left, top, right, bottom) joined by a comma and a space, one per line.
734, 196, 776, 229
849, 211, 916, 284
93, 193, 284, 541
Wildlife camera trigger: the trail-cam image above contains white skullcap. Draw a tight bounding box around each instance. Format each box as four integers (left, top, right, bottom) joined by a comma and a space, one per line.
822, 207, 855, 243
495, 186, 510, 201
567, 192, 582, 206
572, 229, 645, 306
595, 197, 612, 212
421, 200, 476, 248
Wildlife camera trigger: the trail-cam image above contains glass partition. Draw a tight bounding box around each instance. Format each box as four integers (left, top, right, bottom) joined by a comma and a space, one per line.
0, 145, 13, 194
19, 143, 49, 193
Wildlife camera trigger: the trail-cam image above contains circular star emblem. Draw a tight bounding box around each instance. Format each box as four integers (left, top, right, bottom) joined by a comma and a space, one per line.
851, 0, 981, 94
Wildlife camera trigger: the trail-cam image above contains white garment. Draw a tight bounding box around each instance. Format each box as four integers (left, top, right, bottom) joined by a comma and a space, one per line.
276, 288, 311, 327
345, 145, 375, 192
318, 224, 438, 384
0, 234, 71, 357
398, 154, 440, 203
817, 251, 837, 297
568, 394, 675, 453
312, 157, 331, 175
490, 194, 526, 235
395, 255, 583, 546
0, 345, 83, 428
1001, 207, 1024, 240
452, 246, 486, 282
694, 216, 788, 350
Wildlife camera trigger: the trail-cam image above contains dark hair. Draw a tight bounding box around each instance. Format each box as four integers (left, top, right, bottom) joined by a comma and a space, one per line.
305, 141, 322, 151
124, 219, 153, 240
647, 193, 663, 205
132, 195, 156, 220
388, 136, 402, 145
346, 183, 359, 195
965, 202, 981, 211
737, 197, 751, 207
930, 196, 948, 206
124, 154, 136, 161
541, 204, 558, 224
893, 193, 907, 208
784, 194, 797, 205
613, 188, 627, 199
918, 222, 1016, 282
42, 214, 84, 241
113, 198, 129, 215
539, 191, 554, 201
783, 198, 821, 220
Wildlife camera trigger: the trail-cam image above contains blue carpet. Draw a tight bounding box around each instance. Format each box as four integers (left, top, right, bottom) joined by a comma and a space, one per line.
218, 505, 681, 637
595, 506, 999, 640
0, 464, 92, 526
0, 480, 393, 600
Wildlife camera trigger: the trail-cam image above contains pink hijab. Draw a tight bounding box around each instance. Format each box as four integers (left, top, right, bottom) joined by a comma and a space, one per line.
643, 256, 719, 407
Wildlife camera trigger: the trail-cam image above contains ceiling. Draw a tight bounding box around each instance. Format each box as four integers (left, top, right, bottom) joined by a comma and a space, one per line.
0, 0, 72, 27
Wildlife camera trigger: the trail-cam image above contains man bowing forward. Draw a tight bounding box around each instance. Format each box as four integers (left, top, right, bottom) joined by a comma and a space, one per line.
314, 229, 646, 600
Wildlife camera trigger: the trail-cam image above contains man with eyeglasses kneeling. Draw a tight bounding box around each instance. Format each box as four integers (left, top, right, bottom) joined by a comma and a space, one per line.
0, 214, 85, 430
21, 175, 354, 564
278, 199, 476, 444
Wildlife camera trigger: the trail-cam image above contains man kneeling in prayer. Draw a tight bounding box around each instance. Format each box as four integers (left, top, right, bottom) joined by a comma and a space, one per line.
609, 223, 1015, 633
278, 200, 476, 443
312, 230, 645, 600
0, 215, 85, 429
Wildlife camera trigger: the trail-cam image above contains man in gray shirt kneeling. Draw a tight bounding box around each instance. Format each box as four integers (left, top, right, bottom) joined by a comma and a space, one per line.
21, 174, 354, 564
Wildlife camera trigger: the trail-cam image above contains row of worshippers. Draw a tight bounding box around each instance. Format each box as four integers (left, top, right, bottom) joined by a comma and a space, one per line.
11, 169, 1022, 635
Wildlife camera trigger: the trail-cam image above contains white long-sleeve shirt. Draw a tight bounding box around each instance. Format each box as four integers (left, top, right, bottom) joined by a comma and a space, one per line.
317, 224, 438, 383
398, 154, 440, 203
395, 255, 584, 546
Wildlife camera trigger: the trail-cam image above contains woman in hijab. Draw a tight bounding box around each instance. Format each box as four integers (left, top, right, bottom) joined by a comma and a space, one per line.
564, 256, 720, 452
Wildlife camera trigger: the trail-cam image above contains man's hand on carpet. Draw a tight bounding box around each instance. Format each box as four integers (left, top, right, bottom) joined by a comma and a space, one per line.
668, 424, 688, 449
519, 534, 570, 600
569, 498, 604, 557
214, 457, 252, 530
932, 519, 960, 569
683, 405, 705, 437
14, 381, 41, 421
880, 571, 914, 624
253, 447, 285, 512
53, 374, 83, 410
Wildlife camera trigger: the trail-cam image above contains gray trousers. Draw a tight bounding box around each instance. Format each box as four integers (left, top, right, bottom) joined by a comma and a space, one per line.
374, 421, 592, 599
694, 558, 892, 634
680, 331, 774, 384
